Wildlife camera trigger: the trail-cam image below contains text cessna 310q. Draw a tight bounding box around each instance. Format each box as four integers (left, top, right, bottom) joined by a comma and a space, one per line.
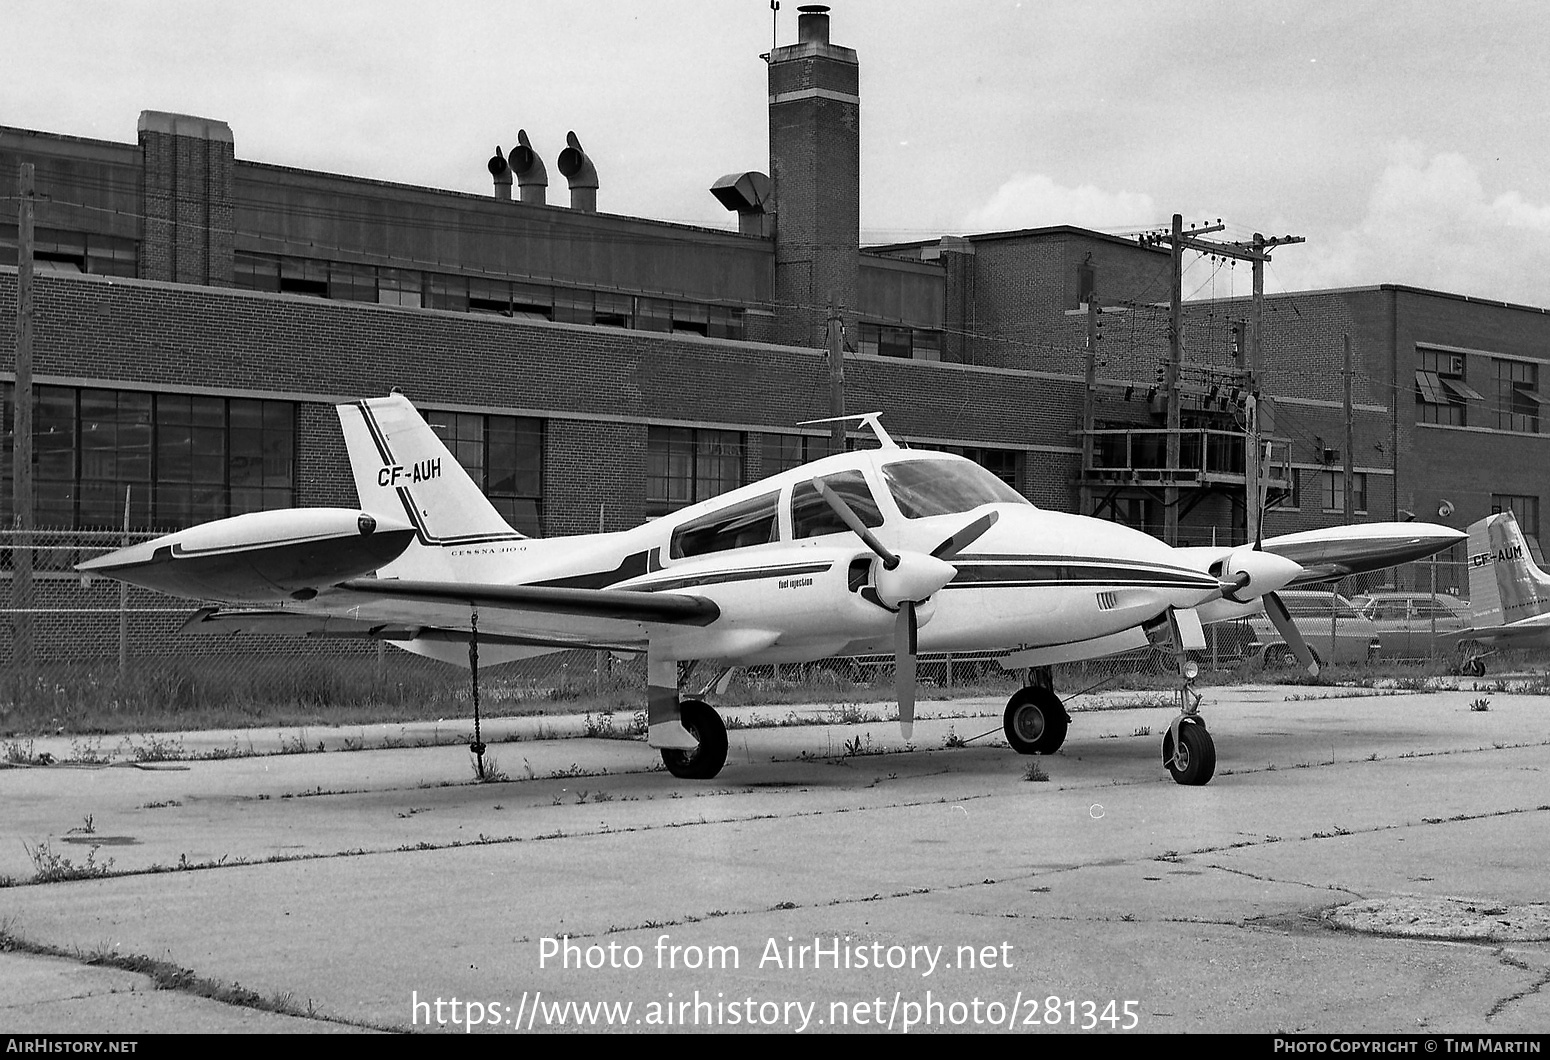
78, 394, 1465, 786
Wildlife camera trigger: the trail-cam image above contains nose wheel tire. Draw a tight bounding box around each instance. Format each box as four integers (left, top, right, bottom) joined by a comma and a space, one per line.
660, 698, 728, 780
1162, 722, 1216, 786
1003, 686, 1069, 755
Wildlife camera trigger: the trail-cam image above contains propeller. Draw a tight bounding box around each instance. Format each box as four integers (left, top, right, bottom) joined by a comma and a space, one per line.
1208, 547, 1320, 677
811, 479, 1000, 738
1264, 590, 1320, 677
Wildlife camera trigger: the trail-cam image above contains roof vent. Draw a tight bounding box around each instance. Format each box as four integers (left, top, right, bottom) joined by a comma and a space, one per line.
557, 131, 598, 212
511, 129, 548, 205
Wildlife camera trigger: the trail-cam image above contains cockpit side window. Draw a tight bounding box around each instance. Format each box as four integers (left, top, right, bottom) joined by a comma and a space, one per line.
670, 491, 780, 559
791, 471, 885, 539
883, 458, 1031, 518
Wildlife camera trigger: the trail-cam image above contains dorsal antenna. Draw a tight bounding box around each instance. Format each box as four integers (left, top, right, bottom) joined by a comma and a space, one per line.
797, 412, 899, 449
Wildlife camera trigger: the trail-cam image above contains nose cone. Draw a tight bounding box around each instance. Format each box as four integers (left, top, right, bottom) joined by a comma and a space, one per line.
1221, 547, 1305, 601
874, 552, 958, 607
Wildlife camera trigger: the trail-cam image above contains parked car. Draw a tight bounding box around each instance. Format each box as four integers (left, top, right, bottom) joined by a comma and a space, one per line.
1247, 590, 1380, 668
1349, 591, 1471, 659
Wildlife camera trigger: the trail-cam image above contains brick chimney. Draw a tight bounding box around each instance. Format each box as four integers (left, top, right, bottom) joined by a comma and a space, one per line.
137, 111, 235, 286
767, 4, 859, 348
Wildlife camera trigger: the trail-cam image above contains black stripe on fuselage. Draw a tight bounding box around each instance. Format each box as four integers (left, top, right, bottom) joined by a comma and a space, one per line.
626, 562, 834, 594
946, 561, 1216, 590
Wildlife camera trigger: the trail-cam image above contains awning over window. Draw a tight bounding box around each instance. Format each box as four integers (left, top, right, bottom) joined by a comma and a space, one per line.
1415, 370, 1449, 404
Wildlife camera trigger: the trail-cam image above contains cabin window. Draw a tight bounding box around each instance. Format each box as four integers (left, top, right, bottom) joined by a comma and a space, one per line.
791, 470, 884, 538
883, 458, 1028, 519
670, 491, 779, 559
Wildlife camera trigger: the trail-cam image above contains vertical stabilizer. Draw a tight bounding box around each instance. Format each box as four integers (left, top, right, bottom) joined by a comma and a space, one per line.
337, 395, 524, 580
1466, 512, 1550, 626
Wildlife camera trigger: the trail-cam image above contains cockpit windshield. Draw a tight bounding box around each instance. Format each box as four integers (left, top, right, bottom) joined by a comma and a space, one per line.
882, 458, 1031, 519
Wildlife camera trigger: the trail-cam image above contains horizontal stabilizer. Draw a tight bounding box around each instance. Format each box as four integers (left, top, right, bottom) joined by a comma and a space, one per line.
77, 509, 415, 602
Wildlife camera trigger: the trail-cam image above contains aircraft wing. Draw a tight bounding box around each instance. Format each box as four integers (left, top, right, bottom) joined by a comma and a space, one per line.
185, 579, 720, 653
1256, 523, 1467, 586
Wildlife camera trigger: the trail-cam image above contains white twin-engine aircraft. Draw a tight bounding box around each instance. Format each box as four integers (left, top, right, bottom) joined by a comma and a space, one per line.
78, 394, 1465, 786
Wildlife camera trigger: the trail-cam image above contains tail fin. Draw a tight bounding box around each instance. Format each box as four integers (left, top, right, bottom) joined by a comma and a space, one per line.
337, 394, 523, 580
1466, 511, 1550, 626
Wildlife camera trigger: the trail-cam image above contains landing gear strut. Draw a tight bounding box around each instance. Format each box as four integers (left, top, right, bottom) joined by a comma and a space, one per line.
660, 698, 728, 780
1162, 658, 1215, 785
1003, 667, 1069, 755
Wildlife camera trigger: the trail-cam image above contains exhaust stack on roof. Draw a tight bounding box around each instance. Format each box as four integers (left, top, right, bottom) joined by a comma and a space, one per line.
558, 131, 598, 212
487, 147, 512, 200
511, 129, 548, 205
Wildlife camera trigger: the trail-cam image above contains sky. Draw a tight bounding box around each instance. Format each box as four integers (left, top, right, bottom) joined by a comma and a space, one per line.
8, 0, 1550, 306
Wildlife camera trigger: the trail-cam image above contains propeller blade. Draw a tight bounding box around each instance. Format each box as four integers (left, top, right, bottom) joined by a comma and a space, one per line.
1264, 591, 1320, 676
931, 510, 1000, 560
895, 601, 918, 739
812, 478, 899, 569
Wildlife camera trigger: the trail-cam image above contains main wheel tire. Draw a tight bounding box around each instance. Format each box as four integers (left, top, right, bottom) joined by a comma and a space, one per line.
660, 699, 728, 780
1003, 686, 1069, 755
1162, 721, 1216, 786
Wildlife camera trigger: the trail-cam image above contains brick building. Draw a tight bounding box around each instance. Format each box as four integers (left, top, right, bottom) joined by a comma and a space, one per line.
2, 3, 1548, 659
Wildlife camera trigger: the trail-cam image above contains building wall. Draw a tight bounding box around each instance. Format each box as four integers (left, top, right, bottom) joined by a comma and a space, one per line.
1389, 286, 1550, 535
0, 269, 1084, 533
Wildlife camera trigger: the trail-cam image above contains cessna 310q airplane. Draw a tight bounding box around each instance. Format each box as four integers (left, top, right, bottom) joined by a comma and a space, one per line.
78, 394, 1465, 786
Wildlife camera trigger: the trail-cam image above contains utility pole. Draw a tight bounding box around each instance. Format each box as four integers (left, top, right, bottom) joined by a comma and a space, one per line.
1343, 333, 1355, 523
1147, 222, 1304, 544
1165, 214, 1184, 544
1079, 288, 1099, 518
13, 163, 36, 699
826, 303, 845, 456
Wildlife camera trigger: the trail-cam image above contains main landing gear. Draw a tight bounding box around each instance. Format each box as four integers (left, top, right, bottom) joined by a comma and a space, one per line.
1003, 667, 1070, 756
1161, 660, 1215, 786
659, 698, 729, 780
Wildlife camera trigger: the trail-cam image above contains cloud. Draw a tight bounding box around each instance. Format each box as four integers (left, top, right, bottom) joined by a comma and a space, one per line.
1286, 148, 1550, 306
962, 173, 1159, 234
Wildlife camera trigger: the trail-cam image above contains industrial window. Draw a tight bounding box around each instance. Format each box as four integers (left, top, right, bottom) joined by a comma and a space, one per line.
425, 273, 469, 312
424, 410, 543, 535
1320, 470, 1367, 514
636, 298, 672, 333
1494, 360, 1545, 433
708, 305, 743, 339
670, 491, 779, 559
511, 282, 553, 320
670, 302, 710, 336
594, 292, 633, 328
468, 277, 512, 315
0, 384, 295, 531
378, 269, 422, 308
278, 257, 329, 297
234, 251, 282, 293
763, 434, 812, 476
1416, 348, 1476, 426
857, 322, 941, 360
645, 427, 743, 516
1491, 494, 1540, 540
329, 262, 377, 303
553, 289, 594, 325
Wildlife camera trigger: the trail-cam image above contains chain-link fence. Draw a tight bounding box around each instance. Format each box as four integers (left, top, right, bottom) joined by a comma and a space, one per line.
0, 529, 1475, 726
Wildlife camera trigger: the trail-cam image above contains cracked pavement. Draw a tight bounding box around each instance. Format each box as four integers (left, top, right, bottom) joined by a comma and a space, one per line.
2, 684, 1547, 1033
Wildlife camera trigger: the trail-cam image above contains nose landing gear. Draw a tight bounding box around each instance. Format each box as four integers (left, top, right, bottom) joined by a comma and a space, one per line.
1162, 658, 1215, 785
